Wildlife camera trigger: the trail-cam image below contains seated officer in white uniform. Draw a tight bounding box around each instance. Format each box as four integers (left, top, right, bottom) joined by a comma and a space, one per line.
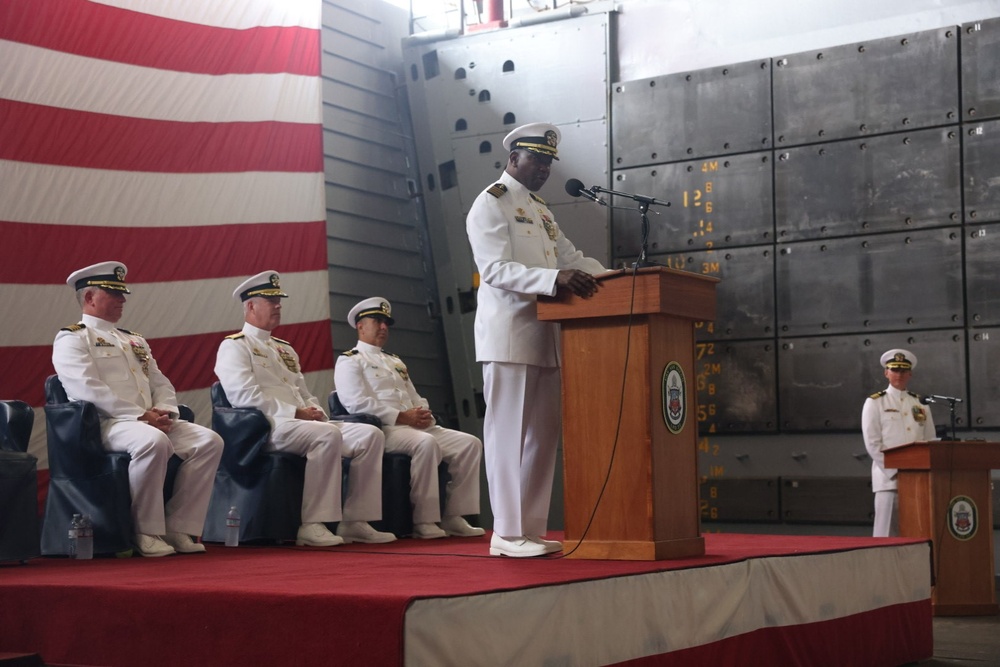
214, 271, 395, 547
53, 261, 223, 557
335, 297, 485, 539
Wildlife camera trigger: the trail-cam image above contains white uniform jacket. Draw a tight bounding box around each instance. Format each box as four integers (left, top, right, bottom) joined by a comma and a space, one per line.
466, 170, 605, 367
334, 340, 429, 425
861, 386, 936, 492
214, 322, 324, 428
53, 314, 179, 421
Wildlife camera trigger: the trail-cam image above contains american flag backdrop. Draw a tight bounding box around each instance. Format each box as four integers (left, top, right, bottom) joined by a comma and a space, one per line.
0, 0, 332, 473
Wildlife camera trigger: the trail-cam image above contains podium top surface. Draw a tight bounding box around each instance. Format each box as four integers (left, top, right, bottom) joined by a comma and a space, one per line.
884, 440, 1000, 471
537, 266, 718, 322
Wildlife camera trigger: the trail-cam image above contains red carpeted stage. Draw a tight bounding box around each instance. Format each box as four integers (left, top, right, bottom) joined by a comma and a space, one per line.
0, 533, 931, 666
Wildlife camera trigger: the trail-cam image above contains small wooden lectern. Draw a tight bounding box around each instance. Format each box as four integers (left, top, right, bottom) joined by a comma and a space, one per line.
885, 441, 1000, 616
537, 266, 718, 560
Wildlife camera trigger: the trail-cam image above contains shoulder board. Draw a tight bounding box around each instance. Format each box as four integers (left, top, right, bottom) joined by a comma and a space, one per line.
869, 390, 887, 399
272, 336, 291, 345
224, 333, 245, 340
529, 192, 547, 205
487, 183, 507, 198
341, 349, 359, 357
117, 328, 140, 337
386, 352, 400, 359
60, 323, 86, 332
908, 391, 921, 399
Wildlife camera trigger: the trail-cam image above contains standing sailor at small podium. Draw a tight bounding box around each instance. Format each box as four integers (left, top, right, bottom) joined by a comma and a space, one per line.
861, 348, 936, 537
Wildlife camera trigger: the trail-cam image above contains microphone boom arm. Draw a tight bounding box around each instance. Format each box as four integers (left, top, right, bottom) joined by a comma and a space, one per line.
590, 185, 671, 209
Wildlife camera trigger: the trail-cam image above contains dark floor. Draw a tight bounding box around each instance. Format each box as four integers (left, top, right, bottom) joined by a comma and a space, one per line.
928, 613, 1000, 665
1, 615, 998, 666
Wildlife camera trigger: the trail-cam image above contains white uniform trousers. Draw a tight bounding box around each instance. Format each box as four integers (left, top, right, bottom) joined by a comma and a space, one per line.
873, 489, 899, 537
270, 420, 384, 523
482, 362, 561, 538
102, 419, 223, 537
384, 424, 482, 523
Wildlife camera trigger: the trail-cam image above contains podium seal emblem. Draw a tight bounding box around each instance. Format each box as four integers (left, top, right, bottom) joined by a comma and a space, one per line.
661, 361, 686, 435
947, 495, 977, 541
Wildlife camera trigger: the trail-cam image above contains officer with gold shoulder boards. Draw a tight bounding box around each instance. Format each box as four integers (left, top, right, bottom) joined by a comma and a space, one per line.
466, 123, 607, 557
214, 271, 396, 547
861, 348, 936, 537
52, 261, 223, 557
335, 297, 485, 539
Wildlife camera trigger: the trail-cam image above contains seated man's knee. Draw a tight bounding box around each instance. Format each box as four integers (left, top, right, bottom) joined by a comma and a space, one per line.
133, 427, 173, 460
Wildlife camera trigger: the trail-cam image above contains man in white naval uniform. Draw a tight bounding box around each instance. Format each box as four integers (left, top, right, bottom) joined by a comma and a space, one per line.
861, 348, 936, 537
214, 271, 395, 547
466, 123, 607, 557
335, 297, 485, 540
52, 261, 223, 557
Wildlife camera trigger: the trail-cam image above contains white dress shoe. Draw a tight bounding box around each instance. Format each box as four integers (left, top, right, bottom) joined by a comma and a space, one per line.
489, 534, 547, 558
295, 523, 344, 547
336, 521, 397, 544
135, 534, 176, 557
528, 536, 562, 553
441, 516, 485, 537
413, 522, 447, 539
164, 532, 207, 554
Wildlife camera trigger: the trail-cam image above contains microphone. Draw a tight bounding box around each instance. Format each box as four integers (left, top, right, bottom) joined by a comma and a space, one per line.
565, 178, 607, 206
920, 394, 964, 404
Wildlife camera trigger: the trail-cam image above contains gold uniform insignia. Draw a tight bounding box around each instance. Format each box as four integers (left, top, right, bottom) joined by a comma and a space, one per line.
541, 214, 557, 241
129, 340, 150, 377
61, 323, 86, 332
487, 183, 508, 198
225, 332, 246, 340
912, 405, 927, 423
342, 349, 359, 357
395, 364, 410, 382
529, 192, 546, 205
94, 337, 114, 347
276, 345, 299, 373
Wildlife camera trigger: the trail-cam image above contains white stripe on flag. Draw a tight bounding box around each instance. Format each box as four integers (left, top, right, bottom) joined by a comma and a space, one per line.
0, 40, 321, 124
90, 0, 322, 29
0, 161, 324, 227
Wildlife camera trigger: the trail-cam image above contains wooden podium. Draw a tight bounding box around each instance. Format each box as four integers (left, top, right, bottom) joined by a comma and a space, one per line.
885, 441, 1000, 616
537, 267, 718, 560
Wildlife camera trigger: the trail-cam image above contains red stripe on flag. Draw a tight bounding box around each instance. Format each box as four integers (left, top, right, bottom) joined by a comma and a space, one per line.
0, 221, 328, 284
1, 346, 56, 407
0, 0, 319, 76
0, 100, 322, 173
1, 320, 334, 407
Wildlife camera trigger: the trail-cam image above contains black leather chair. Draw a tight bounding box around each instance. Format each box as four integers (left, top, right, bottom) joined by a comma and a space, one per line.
0, 400, 40, 562
201, 382, 305, 543
329, 391, 449, 538
40, 375, 184, 556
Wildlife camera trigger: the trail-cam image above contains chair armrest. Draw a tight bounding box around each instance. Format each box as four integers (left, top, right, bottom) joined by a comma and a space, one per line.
43, 400, 114, 477
330, 413, 383, 429
178, 404, 195, 423
0, 400, 34, 453
211, 406, 272, 473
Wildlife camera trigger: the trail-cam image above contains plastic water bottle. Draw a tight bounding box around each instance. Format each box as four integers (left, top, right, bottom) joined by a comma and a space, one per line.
225, 506, 240, 547
76, 514, 94, 560
68, 513, 81, 558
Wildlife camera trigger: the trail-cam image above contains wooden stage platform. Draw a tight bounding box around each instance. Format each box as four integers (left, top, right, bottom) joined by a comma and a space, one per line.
0, 533, 932, 666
